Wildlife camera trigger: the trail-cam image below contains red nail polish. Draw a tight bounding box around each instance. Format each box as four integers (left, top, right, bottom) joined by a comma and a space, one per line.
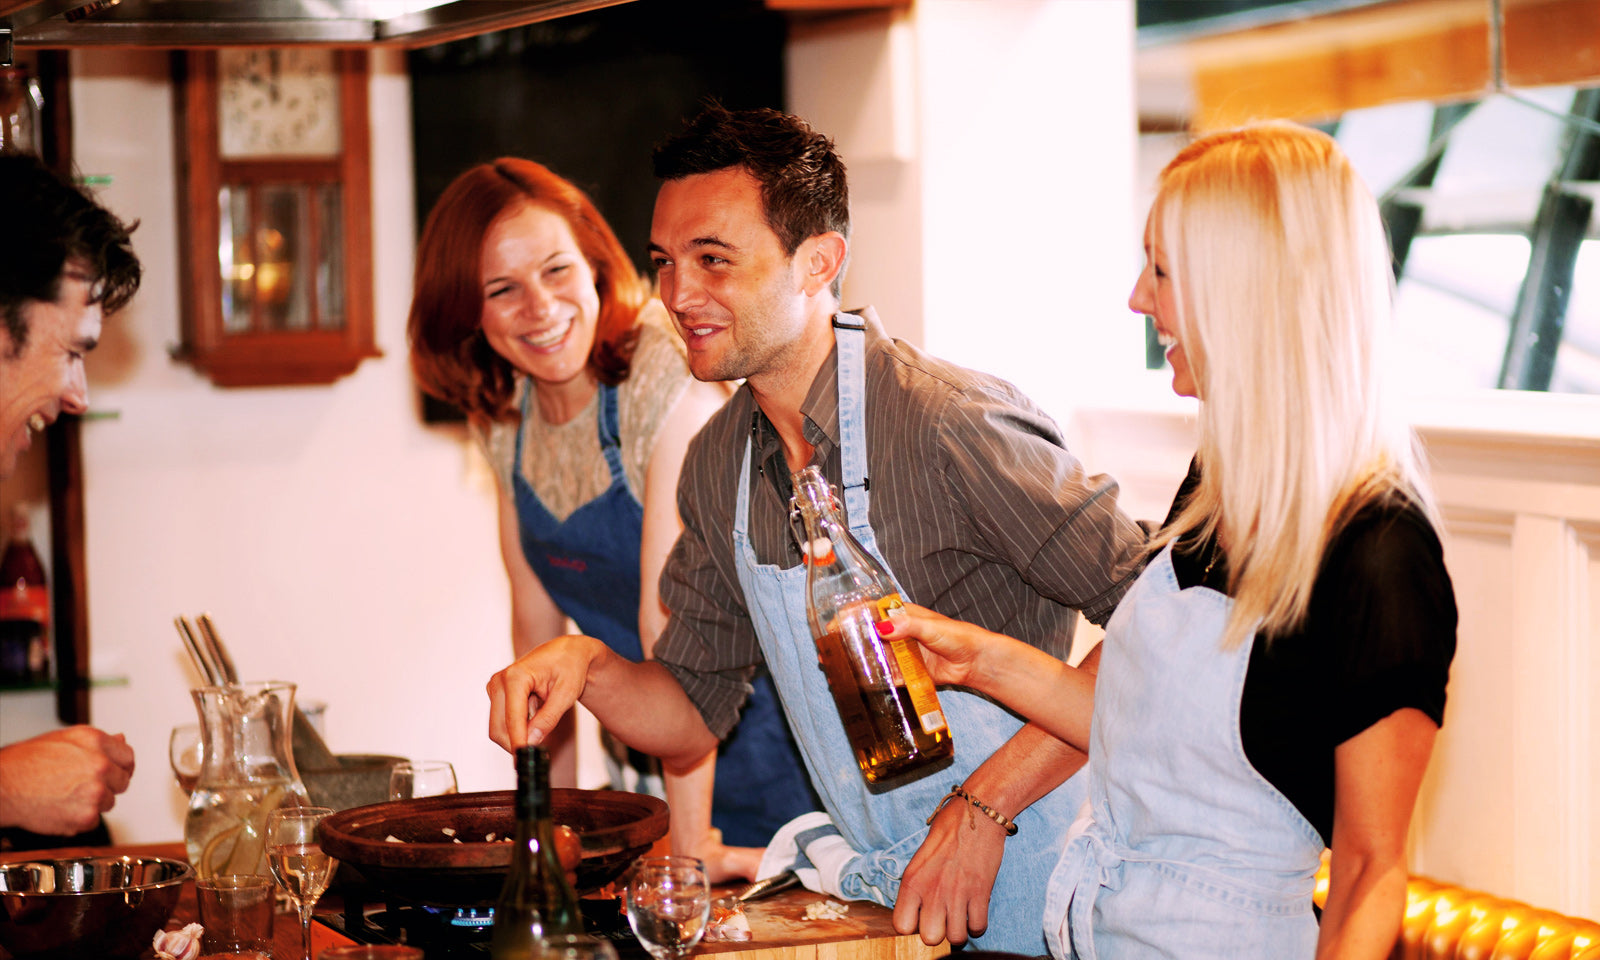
875, 619, 893, 637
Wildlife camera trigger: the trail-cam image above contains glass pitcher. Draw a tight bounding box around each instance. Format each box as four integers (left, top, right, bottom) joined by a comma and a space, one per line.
185, 680, 310, 879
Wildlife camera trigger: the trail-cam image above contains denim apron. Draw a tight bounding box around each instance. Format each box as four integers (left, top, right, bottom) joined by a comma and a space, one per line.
732, 315, 1084, 955
514, 381, 814, 847
1043, 547, 1323, 959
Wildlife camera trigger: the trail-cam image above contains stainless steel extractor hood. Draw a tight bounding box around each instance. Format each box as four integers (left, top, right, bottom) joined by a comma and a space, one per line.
1, 0, 635, 50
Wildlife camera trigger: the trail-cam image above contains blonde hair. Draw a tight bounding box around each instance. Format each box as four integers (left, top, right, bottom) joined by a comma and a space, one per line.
1150, 121, 1439, 648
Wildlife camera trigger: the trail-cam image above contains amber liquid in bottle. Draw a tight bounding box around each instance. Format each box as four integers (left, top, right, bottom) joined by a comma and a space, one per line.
791, 466, 952, 783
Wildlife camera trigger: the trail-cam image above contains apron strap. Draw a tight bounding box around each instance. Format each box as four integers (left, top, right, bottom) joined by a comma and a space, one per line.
596, 384, 627, 484
832, 313, 872, 540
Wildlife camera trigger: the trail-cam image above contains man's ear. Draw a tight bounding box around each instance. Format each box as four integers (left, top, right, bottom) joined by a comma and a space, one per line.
797, 232, 847, 298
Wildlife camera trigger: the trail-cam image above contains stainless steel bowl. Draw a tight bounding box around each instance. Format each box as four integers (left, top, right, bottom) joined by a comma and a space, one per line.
0, 855, 192, 960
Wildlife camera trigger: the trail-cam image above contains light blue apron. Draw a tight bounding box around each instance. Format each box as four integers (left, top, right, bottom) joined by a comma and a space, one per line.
1043, 546, 1323, 959
732, 314, 1084, 955
514, 382, 816, 846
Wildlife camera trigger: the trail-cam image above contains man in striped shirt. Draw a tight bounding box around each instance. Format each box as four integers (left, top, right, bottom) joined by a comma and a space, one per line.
488, 105, 1150, 954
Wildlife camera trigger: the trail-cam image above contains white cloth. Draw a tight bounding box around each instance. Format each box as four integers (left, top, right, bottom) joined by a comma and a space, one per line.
755, 811, 860, 899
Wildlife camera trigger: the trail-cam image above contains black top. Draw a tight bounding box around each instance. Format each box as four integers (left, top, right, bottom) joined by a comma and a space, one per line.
1165, 461, 1457, 847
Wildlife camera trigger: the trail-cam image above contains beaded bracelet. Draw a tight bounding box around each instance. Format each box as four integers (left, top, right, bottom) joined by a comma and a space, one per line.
926, 784, 1019, 837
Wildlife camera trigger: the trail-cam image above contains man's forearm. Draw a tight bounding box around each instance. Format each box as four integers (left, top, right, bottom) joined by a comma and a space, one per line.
579, 655, 721, 767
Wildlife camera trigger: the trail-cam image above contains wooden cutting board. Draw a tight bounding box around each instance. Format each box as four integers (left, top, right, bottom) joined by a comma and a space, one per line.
700, 887, 951, 960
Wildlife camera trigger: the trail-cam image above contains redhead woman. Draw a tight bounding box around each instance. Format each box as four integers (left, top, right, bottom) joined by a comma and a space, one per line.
409, 158, 817, 880
882, 122, 1457, 959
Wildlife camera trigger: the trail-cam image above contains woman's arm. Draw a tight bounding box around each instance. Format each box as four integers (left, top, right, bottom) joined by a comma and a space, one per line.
1317, 707, 1439, 960
880, 604, 1097, 752
497, 488, 579, 784
640, 377, 756, 882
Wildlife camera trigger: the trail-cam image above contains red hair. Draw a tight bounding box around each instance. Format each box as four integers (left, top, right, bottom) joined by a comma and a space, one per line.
408, 158, 646, 425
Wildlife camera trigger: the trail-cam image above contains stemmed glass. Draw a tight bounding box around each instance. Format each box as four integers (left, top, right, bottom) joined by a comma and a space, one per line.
534, 934, 621, 960
387, 760, 458, 801
624, 856, 711, 960
168, 723, 203, 794
265, 805, 339, 960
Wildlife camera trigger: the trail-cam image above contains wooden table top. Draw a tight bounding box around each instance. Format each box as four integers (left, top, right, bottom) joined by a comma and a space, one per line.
1, 842, 951, 960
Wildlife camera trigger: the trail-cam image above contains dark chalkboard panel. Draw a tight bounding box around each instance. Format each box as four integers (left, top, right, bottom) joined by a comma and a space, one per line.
408, 0, 787, 275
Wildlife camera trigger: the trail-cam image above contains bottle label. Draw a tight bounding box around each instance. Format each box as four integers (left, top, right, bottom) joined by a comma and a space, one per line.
0, 582, 48, 624
888, 640, 948, 734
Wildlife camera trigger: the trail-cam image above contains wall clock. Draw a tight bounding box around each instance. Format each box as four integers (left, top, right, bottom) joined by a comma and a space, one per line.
174, 48, 377, 387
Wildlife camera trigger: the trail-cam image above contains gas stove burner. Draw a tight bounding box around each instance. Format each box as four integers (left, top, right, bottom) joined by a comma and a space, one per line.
422, 905, 496, 929
318, 887, 648, 959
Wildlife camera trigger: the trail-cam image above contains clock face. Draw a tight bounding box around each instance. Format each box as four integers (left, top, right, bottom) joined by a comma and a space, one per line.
218, 48, 342, 159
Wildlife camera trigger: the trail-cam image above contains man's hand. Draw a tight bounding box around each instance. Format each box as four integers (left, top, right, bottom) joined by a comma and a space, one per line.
0, 726, 136, 835
486, 634, 609, 752
891, 794, 1007, 946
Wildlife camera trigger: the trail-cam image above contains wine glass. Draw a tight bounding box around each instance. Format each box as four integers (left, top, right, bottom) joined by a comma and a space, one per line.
625, 856, 711, 960
265, 805, 339, 960
387, 760, 458, 801
168, 723, 203, 794
535, 934, 621, 960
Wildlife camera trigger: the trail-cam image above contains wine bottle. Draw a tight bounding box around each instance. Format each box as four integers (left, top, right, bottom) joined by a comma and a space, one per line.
0, 504, 49, 687
489, 745, 582, 958
790, 465, 953, 784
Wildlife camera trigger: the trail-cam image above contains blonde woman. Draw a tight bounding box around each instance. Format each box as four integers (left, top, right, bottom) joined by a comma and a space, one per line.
880, 122, 1456, 959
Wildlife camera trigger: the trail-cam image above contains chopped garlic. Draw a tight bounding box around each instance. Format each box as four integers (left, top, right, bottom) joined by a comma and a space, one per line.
803, 900, 850, 921
384, 835, 402, 843
441, 827, 456, 837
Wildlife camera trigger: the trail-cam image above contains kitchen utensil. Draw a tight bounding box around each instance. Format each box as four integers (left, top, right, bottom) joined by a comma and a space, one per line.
733, 869, 801, 903
196, 612, 240, 683
624, 856, 711, 960
318, 788, 669, 907
0, 855, 191, 960
174, 616, 219, 684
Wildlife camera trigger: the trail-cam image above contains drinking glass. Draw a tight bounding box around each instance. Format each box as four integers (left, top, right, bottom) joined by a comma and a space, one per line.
387, 760, 458, 801
624, 856, 711, 960
168, 723, 203, 794
265, 805, 339, 960
535, 934, 621, 960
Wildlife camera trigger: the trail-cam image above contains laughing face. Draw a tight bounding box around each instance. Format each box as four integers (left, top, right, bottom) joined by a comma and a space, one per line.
0, 264, 101, 480
479, 202, 602, 418
648, 167, 815, 391
1129, 214, 1201, 399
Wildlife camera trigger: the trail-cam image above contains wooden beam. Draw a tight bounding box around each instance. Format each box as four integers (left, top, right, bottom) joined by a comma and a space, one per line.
1141, 0, 1600, 131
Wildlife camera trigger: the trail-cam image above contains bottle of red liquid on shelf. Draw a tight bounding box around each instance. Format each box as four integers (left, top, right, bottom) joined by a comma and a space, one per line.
0, 504, 50, 686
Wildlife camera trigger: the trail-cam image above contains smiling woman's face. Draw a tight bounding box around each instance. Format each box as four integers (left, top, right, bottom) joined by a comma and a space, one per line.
1128, 214, 1201, 399
478, 202, 601, 395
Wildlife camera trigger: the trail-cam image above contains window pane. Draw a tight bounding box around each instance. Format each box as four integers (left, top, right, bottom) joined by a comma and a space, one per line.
257, 184, 311, 331
220, 185, 253, 334
1550, 239, 1600, 394
316, 183, 345, 331
1394, 234, 1531, 392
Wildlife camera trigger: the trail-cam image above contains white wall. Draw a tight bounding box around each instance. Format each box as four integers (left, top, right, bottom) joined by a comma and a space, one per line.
64, 48, 519, 842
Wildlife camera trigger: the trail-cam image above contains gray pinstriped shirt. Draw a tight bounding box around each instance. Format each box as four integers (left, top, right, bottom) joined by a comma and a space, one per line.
655, 310, 1153, 738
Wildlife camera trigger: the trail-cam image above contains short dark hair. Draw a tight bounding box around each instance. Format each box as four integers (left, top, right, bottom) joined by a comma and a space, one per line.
0, 152, 141, 354
653, 104, 850, 270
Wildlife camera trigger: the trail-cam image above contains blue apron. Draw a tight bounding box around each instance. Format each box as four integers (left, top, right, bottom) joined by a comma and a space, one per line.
513, 381, 815, 847
1043, 546, 1323, 959
731, 315, 1084, 955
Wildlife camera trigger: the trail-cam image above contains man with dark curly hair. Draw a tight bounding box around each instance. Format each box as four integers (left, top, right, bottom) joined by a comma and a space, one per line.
0, 151, 141, 846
